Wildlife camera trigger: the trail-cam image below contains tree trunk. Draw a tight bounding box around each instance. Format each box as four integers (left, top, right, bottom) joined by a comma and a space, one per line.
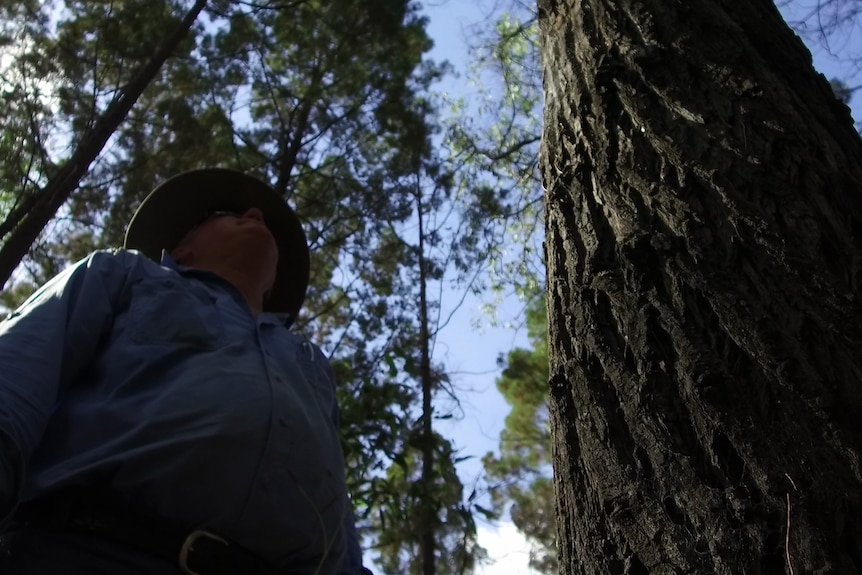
539, 0, 862, 573
0, 0, 208, 288
417, 190, 437, 575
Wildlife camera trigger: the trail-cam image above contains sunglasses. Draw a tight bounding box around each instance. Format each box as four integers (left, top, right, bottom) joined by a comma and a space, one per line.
176, 210, 246, 247
199, 210, 245, 223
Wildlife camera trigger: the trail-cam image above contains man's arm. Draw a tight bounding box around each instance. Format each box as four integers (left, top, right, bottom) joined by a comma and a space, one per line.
0, 250, 134, 526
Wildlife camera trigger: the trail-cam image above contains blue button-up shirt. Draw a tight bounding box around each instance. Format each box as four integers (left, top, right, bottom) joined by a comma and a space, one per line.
0, 249, 365, 574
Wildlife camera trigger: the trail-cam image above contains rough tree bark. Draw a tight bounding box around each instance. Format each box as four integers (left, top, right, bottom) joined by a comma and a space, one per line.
539, 0, 862, 573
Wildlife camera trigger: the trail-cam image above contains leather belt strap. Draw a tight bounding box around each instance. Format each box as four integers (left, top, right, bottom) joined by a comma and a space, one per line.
12, 489, 261, 575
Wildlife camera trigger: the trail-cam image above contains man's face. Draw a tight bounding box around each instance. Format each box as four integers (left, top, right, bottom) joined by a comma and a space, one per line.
173, 207, 280, 292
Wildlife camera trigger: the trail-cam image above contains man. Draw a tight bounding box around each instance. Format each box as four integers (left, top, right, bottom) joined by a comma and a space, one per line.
0, 168, 369, 575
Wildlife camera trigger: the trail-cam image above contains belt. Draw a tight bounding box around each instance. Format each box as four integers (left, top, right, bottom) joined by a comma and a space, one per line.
12, 489, 262, 575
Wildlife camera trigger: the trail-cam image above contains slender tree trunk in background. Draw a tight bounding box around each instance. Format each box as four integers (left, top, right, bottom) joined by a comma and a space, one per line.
417, 191, 437, 575
539, 0, 862, 573
0, 0, 208, 288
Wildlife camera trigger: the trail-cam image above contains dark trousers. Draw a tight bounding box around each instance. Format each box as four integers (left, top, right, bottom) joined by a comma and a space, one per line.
0, 528, 180, 574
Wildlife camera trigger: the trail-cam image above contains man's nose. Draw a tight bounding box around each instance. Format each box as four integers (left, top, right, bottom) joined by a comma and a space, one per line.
242, 207, 265, 222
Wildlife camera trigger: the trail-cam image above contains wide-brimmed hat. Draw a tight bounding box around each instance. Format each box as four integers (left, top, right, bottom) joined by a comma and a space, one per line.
124, 168, 310, 320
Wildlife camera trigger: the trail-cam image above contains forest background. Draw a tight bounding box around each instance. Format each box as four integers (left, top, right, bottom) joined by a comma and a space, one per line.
0, 0, 860, 574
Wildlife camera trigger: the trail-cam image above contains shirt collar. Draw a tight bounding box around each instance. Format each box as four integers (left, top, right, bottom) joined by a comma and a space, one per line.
158, 250, 292, 328
159, 250, 180, 270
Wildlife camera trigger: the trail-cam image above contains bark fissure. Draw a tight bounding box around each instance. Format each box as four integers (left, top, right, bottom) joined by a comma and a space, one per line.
541, 0, 862, 572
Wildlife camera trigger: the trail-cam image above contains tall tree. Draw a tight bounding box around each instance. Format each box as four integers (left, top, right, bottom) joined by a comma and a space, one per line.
366, 152, 491, 575
539, 1, 862, 574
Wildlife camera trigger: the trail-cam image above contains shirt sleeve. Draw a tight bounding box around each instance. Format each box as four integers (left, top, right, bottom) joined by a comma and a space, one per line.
341, 498, 371, 575
0, 250, 133, 526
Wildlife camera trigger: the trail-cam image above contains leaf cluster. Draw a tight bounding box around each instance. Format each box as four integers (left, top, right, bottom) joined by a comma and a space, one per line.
370, 431, 488, 575
442, 5, 544, 306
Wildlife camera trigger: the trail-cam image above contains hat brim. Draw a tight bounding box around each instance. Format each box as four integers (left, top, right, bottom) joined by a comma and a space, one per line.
124, 168, 310, 319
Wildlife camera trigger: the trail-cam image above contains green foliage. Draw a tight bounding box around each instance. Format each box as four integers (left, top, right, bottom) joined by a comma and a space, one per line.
443, 6, 543, 306
0, 277, 37, 312
372, 433, 488, 575
483, 297, 556, 574
0, 0, 59, 254
341, 151, 500, 574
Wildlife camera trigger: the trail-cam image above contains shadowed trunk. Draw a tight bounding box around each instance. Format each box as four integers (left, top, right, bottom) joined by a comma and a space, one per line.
539, 0, 862, 573
417, 189, 436, 575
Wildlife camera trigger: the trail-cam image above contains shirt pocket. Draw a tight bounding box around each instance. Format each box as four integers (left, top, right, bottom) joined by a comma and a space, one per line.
127, 277, 227, 349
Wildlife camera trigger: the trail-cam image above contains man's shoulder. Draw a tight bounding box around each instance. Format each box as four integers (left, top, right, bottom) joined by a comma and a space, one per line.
3, 250, 176, 318
84, 247, 154, 265
81, 249, 176, 281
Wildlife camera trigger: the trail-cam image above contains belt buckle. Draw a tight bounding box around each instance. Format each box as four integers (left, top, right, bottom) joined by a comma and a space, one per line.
178, 529, 229, 575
